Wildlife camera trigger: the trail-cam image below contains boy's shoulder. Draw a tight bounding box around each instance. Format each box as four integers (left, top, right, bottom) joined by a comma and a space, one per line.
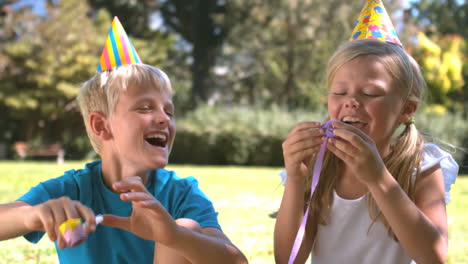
61, 160, 101, 180
153, 168, 201, 194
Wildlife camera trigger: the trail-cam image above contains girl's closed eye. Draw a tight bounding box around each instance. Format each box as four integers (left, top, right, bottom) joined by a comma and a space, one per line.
363, 92, 380, 97
331, 91, 346, 96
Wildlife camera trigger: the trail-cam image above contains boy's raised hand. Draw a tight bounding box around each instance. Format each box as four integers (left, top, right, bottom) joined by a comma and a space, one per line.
101, 176, 178, 244
326, 121, 386, 185
23, 197, 96, 249
282, 122, 325, 183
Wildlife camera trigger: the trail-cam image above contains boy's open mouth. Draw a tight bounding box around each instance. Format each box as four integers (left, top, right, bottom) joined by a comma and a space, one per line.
145, 134, 167, 148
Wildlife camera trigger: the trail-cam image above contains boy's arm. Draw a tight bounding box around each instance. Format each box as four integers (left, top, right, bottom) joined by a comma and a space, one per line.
102, 176, 247, 264
156, 226, 248, 264
0, 201, 33, 240
0, 198, 96, 248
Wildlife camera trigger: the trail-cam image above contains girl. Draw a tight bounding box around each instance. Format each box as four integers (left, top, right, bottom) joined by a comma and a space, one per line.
274, 39, 458, 264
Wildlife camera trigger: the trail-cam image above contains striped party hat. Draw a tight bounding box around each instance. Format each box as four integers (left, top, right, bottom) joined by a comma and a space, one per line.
349, 0, 402, 46
97, 17, 142, 72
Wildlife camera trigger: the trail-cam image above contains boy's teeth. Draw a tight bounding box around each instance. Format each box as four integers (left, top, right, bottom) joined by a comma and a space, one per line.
146, 134, 166, 140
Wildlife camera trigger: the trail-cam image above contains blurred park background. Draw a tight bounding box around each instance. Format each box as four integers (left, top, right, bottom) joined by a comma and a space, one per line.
0, 0, 467, 167
0, 0, 467, 263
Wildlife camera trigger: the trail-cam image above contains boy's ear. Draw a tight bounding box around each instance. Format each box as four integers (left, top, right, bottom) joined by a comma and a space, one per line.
399, 101, 418, 124
89, 112, 112, 140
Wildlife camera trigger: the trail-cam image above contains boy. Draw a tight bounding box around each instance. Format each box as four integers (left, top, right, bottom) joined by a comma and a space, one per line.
0, 17, 247, 264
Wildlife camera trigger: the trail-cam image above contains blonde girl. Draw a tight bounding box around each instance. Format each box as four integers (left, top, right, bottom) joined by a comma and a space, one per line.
274, 39, 458, 264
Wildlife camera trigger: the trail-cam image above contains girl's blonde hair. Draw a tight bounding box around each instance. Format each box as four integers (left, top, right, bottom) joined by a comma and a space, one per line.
309, 39, 427, 239
77, 64, 172, 154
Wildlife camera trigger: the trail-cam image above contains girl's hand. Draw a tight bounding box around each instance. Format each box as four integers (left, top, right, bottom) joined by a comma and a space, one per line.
282, 122, 325, 183
23, 197, 96, 249
101, 176, 179, 244
326, 121, 386, 185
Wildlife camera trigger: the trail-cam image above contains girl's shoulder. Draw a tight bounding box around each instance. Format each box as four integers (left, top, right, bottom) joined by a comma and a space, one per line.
421, 143, 459, 203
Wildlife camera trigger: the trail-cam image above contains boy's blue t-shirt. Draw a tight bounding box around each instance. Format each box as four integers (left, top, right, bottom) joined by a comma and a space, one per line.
18, 160, 220, 264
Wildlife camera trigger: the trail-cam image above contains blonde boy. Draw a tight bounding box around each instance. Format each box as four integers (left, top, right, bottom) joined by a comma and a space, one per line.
0, 17, 247, 264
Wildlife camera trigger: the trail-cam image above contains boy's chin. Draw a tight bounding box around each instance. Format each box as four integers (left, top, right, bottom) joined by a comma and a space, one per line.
148, 158, 169, 169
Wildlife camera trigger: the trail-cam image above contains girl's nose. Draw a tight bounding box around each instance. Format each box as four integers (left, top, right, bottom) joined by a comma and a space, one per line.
344, 97, 360, 109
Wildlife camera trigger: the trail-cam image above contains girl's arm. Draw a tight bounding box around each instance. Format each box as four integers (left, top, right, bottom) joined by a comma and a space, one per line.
367, 164, 447, 263
274, 177, 315, 264
274, 122, 325, 264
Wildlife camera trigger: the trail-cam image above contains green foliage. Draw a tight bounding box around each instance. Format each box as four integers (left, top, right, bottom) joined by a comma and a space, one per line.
220, 1, 398, 109
171, 105, 320, 166
0, 0, 174, 153
170, 105, 468, 166
416, 109, 468, 162
412, 32, 465, 111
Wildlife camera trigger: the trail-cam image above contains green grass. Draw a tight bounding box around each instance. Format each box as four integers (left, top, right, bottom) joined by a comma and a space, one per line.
0, 161, 466, 263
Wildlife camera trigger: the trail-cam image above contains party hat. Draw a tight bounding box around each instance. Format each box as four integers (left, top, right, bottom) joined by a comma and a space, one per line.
97, 17, 142, 72
349, 0, 402, 46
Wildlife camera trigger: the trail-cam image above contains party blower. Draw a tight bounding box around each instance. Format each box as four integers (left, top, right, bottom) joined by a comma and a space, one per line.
59, 215, 103, 247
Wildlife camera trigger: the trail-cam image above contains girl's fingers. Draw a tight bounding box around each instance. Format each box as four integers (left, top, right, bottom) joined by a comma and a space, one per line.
286, 127, 324, 145
284, 138, 324, 156
327, 138, 351, 163
328, 135, 359, 156
332, 121, 373, 143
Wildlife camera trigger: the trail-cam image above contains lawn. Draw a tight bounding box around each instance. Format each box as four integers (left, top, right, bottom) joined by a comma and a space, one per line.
0, 161, 466, 264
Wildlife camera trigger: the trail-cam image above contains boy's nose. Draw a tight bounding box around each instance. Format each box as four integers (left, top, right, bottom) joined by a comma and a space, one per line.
154, 110, 171, 125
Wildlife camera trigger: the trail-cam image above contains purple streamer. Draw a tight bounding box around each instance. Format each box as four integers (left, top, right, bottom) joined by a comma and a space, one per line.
287, 120, 336, 264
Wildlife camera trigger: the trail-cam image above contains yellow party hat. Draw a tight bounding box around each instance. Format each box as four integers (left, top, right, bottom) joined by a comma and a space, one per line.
349, 0, 402, 46
97, 17, 142, 72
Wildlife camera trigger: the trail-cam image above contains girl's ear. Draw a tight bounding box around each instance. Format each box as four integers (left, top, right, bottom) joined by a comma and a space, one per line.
89, 112, 112, 140
399, 101, 418, 124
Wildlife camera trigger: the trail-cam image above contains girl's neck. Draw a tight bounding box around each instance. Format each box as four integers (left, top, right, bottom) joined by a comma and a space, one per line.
335, 169, 368, 199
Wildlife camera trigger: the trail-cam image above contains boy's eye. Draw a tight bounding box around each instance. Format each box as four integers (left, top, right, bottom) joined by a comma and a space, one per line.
137, 106, 152, 112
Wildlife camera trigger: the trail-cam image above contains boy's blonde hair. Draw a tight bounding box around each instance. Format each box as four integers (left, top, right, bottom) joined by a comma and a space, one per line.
309, 39, 427, 239
77, 64, 172, 154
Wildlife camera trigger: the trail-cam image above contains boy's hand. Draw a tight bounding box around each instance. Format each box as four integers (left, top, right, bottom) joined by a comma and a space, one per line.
101, 176, 179, 244
326, 121, 386, 185
23, 197, 96, 249
282, 122, 325, 183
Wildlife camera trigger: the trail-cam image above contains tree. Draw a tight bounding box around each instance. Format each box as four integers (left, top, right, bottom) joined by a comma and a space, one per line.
221, 0, 396, 109
405, 0, 467, 114
407, 0, 468, 38
160, 0, 233, 107
0, 0, 174, 157
413, 32, 464, 111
